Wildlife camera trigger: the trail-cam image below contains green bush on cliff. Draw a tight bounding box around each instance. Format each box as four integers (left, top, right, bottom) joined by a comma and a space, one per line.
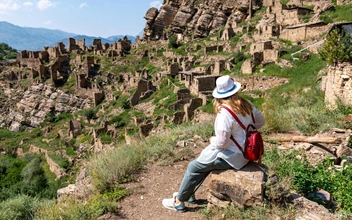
168, 35, 180, 49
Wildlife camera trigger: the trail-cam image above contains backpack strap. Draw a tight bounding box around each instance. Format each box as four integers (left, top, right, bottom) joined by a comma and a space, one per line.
220, 105, 245, 152
221, 105, 255, 128
221, 105, 246, 129
230, 135, 243, 152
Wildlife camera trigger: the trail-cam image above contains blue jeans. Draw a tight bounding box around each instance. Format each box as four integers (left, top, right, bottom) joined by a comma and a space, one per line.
176, 157, 232, 202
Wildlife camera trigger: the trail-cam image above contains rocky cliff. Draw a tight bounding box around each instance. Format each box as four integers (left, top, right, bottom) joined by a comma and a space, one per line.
142, 0, 339, 42
143, 0, 262, 40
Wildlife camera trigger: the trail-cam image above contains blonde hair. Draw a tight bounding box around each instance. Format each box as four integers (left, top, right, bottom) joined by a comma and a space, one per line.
213, 93, 253, 116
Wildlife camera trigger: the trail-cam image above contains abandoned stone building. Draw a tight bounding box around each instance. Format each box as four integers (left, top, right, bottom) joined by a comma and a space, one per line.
68, 38, 86, 52
280, 21, 330, 42
250, 40, 278, 65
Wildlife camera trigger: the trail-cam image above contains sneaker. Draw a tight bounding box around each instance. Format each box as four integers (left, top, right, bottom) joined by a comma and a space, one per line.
187, 194, 196, 204
173, 192, 196, 204
162, 197, 186, 212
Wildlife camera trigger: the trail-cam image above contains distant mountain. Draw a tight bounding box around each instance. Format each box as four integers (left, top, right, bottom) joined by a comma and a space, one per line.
0, 21, 75, 51
0, 21, 136, 51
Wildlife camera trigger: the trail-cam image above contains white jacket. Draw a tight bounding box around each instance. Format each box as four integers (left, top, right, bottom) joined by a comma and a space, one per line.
197, 103, 265, 170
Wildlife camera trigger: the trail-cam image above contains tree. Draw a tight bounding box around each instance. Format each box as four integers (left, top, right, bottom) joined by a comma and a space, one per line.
319, 27, 352, 65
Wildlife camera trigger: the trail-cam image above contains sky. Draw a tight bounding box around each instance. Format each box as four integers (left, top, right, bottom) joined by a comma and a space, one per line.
0, 0, 163, 38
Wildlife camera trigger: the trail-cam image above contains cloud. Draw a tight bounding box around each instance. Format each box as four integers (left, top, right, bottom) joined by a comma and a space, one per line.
37, 0, 58, 11
0, 0, 20, 12
79, 2, 87, 9
23, 1, 33, 7
150, 1, 162, 9
44, 20, 52, 25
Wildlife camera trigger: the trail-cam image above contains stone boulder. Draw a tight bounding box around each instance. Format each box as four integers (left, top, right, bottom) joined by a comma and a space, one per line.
292, 193, 339, 220
170, 6, 197, 33
207, 162, 266, 208
57, 167, 94, 201
69, 120, 82, 137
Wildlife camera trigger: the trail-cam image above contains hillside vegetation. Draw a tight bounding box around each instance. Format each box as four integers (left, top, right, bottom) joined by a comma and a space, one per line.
0, 43, 18, 60
0, 1, 352, 219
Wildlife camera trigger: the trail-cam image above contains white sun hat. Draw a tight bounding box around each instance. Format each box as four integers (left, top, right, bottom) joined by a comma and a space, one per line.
212, 75, 241, 99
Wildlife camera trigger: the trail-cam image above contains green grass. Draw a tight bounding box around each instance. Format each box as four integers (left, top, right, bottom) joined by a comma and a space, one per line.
199, 100, 214, 113
59, 71, 76, 94
258, 53, 345, 135
320, 4, 352, 23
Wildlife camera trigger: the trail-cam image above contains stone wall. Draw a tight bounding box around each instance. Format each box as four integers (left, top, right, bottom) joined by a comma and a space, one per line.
337, 0, 350, 5
321, 63, 352, 110
276, 8, 312, 26
280, 22, 328, 42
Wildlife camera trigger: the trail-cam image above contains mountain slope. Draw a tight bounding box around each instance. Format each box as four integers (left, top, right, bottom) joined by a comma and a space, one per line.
0, 21, 75, 51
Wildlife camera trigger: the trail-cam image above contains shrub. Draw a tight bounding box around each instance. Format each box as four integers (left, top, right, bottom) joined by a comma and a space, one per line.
99, 133, 113, 144
233, 51, 245, 63
35, 195, 119, 220
45, 112, 73, 123
319, 27, 352, 65
263, 148, 352, 214
0, 156, 26, 201
21, 157, 48, 197
168, 35, 179, 49
0, 195, 40, 220
80, 108, 97, 121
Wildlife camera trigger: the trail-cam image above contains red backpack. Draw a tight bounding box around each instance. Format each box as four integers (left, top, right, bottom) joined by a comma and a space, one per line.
221, 106, 264, 164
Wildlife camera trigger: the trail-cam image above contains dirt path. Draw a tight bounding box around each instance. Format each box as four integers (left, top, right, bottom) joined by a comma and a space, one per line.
117, 145, 210, 220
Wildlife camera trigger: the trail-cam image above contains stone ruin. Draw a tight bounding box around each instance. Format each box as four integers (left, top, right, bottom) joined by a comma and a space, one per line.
68, 38, 86, 52
130, 79, 156, 106
322, 63, 352, 110
280, 21, 330, 42
17, 36, 134, 106
68, 36, 132, 57
13, 42, 69, 84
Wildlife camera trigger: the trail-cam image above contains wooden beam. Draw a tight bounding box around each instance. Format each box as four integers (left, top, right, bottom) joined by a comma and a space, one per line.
278, 136, 342, 144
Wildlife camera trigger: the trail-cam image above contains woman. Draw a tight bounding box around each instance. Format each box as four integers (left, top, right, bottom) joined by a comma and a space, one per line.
162, 75, 265, 212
